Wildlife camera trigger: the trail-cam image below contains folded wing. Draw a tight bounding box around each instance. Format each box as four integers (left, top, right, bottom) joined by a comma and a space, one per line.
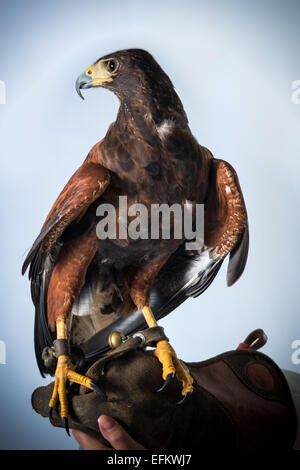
22, 160, 111, 375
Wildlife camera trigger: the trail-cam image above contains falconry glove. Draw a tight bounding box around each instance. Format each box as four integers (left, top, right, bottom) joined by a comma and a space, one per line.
32, 329, 297, 450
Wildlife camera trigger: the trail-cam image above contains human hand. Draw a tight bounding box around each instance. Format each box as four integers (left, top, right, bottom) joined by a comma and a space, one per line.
72, 415, 146, 450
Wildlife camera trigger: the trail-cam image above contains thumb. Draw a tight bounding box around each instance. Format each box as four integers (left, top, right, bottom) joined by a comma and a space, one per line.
98, 415, 146, 450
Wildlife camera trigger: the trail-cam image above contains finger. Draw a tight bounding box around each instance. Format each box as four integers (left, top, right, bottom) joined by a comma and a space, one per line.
98, 415, 146, 450
72, 429, 110, 450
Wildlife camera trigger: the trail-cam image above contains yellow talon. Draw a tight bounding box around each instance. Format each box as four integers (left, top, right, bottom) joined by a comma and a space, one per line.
141, 306, 194, 399
154, 340, 176, 380
49, 355, 94, 417
48, 318, 103, 434
49, 378, 58, 410
172, 355, 194, 396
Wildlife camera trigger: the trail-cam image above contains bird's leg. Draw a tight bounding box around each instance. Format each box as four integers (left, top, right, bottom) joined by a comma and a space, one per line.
46, 232, 105, 434
141, 306, 194, 403
49, 316, 104, 435
130, 258, 194, 403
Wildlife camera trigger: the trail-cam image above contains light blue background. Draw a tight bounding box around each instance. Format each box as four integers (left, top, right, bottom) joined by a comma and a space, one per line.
0, 0, 299, 449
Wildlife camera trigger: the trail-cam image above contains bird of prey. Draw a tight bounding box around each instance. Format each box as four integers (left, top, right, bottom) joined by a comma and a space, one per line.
22, 49, 248, 434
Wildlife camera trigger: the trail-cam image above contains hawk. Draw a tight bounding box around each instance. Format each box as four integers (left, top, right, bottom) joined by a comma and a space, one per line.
22, 49, 248, 434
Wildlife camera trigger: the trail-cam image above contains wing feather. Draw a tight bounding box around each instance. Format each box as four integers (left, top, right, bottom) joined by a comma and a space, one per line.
22, 161, 110, 276
22, 160, 111, 375
227, 224, 249, 286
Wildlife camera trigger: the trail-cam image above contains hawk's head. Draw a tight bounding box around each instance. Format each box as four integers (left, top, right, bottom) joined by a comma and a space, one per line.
76, 49, 177, 103
76, 48, 187, 125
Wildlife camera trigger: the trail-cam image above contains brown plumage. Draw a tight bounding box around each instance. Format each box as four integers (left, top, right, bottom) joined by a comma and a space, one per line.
22, 49, 248, 384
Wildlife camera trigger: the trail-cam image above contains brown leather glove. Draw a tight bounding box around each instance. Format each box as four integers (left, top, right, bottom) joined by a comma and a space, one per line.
32, 339, 297, 450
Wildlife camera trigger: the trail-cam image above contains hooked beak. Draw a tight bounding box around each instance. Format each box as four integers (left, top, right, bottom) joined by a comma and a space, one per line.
75, 61, 113, 100
75, 72, 92, 100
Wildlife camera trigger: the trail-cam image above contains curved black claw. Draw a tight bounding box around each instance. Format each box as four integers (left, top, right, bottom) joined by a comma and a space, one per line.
90, 381, 106, 399
63, 417, 70, 436
176, 391, 192, 405
157, 372, 175, 393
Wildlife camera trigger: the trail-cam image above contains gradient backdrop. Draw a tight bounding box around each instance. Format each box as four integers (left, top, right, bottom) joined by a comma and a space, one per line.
0, 0, 299, 449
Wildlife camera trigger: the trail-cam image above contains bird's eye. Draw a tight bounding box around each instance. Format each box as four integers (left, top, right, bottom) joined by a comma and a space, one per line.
106, 59, 119, 74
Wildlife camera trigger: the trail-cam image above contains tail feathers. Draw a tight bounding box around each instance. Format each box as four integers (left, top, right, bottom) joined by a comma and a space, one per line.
32, 250, 59, 376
